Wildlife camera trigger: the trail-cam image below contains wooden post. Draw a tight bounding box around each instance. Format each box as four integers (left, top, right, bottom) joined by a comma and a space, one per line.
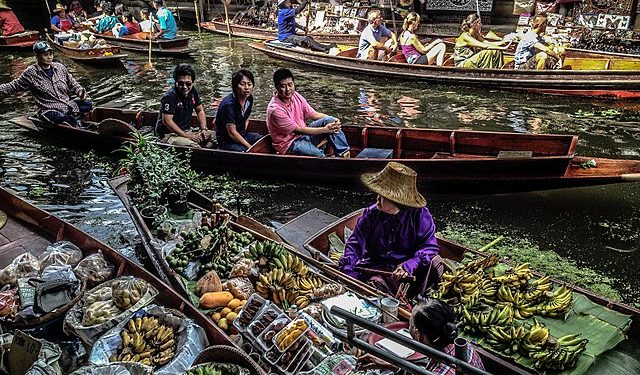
44, 0, 51, 18
194, 0, 201, 34
388, 0, 397, 33
476, 0, 480, 17
223, 0, 232, 38
305, 2, 311, 36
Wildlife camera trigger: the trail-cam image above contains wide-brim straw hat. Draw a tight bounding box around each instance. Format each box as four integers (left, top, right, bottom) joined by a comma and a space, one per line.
52, 3, 66, 13
0, 0, 12, 10
361, 162, 427, 208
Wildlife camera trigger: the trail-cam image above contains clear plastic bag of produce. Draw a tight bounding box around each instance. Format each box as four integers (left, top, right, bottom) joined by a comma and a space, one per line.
111, 276, 149, 310
224, 278, 254, 301
185, 362, 250, 375
82, 300, 122, 326
64, 277, 158, 346
74, 252, 115, 288
298, 353, 357, 375
89, 304, 208, 375
0, 252, 40, 286
228, 259, 257, 279
70, 362, 152, 375
39, 241, 83, 271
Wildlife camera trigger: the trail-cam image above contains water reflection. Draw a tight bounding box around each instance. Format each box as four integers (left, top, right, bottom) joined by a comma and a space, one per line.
0, 31, 639, 303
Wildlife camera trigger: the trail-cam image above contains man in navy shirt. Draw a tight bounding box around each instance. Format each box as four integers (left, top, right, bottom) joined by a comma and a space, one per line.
277, 0, 334, 53
215, 69, 263, 152
156, 64, 213, 147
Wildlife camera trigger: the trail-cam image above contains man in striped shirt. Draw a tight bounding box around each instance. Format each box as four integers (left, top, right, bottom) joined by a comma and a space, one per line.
0, 41, 91, 126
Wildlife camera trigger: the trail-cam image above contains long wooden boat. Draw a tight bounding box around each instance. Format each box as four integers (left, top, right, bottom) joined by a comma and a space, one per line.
10, 107, 640, 194
0, 186, 239, 348
92, 32, 192, 57
249, 41, 640, 100
301, 209, 640, 373
46, 34, 127, 67
0, 30, 39, 50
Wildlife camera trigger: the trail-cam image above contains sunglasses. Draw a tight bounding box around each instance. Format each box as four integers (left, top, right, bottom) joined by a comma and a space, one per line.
176, 81, 193, 87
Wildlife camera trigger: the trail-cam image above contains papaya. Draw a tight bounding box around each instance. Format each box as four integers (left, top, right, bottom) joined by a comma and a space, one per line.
200, 291, 234, 308
195, 270, 222, 297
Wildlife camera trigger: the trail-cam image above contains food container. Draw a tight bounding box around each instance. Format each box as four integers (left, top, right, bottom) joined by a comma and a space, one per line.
277, 338, 311, 374
273, 318, 310, 352
300, 312, 340, 350
286, 342, 314, 374
247, 304, 282, 340
257, 314, 291, 352
264, 346, 283, 365
233, 293, 267, 331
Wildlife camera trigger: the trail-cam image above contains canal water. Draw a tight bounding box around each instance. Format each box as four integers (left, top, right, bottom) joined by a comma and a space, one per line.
1, 31, 639, 305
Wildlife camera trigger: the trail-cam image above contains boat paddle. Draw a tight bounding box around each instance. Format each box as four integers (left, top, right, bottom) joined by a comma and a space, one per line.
355, 266, 416, 282
145, 16, 154, 69
223, 0, 232, 39
194, 0, 201, 35
305, 2, 311, 36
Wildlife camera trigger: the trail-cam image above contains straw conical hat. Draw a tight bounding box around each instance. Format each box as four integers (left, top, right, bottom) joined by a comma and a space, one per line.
0, 1, 12, 10
361, 162, 426, 208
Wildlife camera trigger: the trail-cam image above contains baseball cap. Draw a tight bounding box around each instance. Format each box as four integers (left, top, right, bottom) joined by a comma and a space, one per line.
33, 41, 54, 54
277, 0, 286, 5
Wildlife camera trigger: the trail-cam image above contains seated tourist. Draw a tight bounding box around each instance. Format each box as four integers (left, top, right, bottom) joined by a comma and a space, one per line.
51, 3, 76, 33
277, 0, 334, 53
400, 12, 446, 66
453, 13, 506, 69
0, 0, 25, 36
215, 69, 263, 152
138, 8, 154, 33
266, 68, 350, 157
359, 298, 485, 374
93, 3, 119, 34
514, 15, 563, 70
120, 12, 140, 35
338, 162, 442, 298
357, 9, 398, 60
68, 0, 88, 23
152, 0, 177, 40
156, 64, 213, 148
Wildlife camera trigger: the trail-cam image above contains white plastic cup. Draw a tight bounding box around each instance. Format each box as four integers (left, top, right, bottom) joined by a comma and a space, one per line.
381, 297, 399, 323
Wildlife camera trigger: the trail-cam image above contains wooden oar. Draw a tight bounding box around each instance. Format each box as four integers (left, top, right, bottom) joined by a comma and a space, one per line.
194, 0, 201, 35
146, 32, 153, 68
355, 266, 416, 282
222, 0, 232, 39
305, 2, 311, 36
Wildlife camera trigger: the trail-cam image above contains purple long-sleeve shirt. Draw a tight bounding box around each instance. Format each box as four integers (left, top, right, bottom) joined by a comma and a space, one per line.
339, 204, 440, 279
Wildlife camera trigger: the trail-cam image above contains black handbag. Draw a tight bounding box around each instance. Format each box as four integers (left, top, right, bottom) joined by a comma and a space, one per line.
30, 276, 79, 314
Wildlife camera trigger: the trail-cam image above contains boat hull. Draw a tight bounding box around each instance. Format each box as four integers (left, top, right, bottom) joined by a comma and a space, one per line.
200, 21, 361, 44
249, 42, 640, 100
93, 32, 193, 57
47, 35, 127, 67
0, 30, 39, 50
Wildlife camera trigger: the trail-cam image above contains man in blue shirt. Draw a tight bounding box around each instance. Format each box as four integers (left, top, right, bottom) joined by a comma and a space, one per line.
277, 0, 334, 53
357, 9, 397, 60
152, 0, 177, 39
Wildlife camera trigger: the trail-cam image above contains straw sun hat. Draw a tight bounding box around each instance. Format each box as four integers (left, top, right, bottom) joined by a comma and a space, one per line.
0, 1, 12, 10
52, 3, 66, 13
360, 162, 427, 208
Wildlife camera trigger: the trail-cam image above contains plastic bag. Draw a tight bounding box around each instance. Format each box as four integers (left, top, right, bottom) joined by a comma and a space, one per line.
85, 286, 112, 306
89, 305, 208, 375
224, 278, 254, 300
228, 259, 255, 278
111, 276, 148, 310
71, 363, 152, 375
0, 252, 40, 286
74, 252, 115, 288
39, 241, 83, 271
0, 288, 19, 318
82, 300, 122, 326
513, 0, 535, 15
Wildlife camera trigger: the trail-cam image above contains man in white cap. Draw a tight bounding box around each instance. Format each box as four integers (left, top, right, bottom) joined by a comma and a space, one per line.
0, 41, 91, 126
0, 0, 25, 36
277, 0, 334, 52
339, 162, 442, 298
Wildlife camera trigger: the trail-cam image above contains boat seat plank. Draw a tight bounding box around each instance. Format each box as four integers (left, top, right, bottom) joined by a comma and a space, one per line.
0, 233, 9, 247
356, 148, 394, 159
276, 208, 338, 256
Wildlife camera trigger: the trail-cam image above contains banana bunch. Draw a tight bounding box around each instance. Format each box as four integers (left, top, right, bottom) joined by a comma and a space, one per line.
276, 320, 308, 350
531, 334, 588, 371
460, 305, 512, 333
535, 286, 573, 317
497, 286, 535, 319
519, 319, 550, 354
491, 263, 532, 288
298, 275, 325, 295
522, 275, 553, 303
462, 255, 500, 274
256, 268, 298, 306
109, 316, 175, 367
270, 252, 309, 277
329, 251, 342, 263
438, 268, 482, 300
247, 241, 286, 267
486, 325, 528, 355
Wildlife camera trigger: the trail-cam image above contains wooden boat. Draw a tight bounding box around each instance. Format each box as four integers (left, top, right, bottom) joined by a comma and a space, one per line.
249, 41, 640, 100
92, 32, 192, 57
10, 107, 640, 194
301, 209, 640, 374
0, 30, 39, 50
200, 20, 362, 44
0, 186, 240, 348
46, 34, 127, 67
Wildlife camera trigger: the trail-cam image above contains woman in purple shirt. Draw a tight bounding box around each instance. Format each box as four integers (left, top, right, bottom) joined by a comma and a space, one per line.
339, 162, 442, 298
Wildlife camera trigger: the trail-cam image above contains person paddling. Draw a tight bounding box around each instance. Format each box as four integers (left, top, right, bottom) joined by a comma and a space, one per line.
0, 41, 92, 127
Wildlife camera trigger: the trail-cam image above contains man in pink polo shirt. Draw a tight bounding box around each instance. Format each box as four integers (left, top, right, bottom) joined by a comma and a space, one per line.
266, 68, 350, 157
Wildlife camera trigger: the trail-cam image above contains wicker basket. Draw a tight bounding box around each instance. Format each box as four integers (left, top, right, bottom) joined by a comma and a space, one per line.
194, 345, 267, 375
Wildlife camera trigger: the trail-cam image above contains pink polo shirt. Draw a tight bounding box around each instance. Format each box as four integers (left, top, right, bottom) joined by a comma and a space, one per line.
266, 91, 317, 155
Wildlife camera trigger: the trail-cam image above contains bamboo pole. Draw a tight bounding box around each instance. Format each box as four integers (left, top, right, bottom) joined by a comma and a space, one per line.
222, 0, 232, 39
194, 0, 201, 35
44, 0, 51, 18
476, 0, 480, 17
478, 236, 503, 252
305, 2, 311, 36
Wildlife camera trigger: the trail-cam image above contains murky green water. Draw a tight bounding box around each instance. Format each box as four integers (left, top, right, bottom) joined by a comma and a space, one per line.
1, 31, 640, 303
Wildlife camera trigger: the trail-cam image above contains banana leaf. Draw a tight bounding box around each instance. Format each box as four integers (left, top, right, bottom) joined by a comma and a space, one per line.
465, 293, 631, 375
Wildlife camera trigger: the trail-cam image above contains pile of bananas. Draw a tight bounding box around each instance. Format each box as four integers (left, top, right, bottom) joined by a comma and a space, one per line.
492, 263, 533, 288
486, 320, 552, 356
535, 286, 573, 318
247, 241, 286, 268
460, 305, 512, 333
531, 334, 589, 371
522, 275, 553, 303
270, 252, 309, 277
275, 319, 308, 351
256, 268, 299, 306
109, 316, 175, 367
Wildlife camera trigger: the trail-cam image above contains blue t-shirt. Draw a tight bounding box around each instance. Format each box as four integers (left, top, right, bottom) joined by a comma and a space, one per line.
156, 7, 177, 39
156, 87, 201, 136
95, 15, 118, 34
357, 24, 392, 59
277, 9, 296, 41
215, 93, 253, 145
51, 15, 75, 31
